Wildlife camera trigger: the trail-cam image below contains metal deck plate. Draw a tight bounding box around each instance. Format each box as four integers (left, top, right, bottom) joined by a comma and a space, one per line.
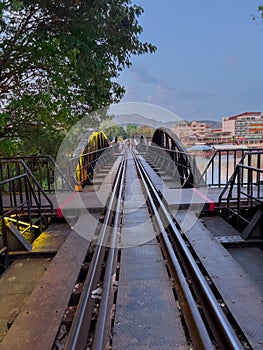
0, 259, 51, 343
138, 155, 168, 192
1, 231, 90, 350
216, 235, 245, 243
32, 223, 71, 252
202, 216, 242, 238
112, 244, 187, 350
228, 248, 263, 290
175, 211, 263, 350
113, 153, 187, 349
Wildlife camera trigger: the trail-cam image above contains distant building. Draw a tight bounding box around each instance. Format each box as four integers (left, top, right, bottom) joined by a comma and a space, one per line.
222, 116, 236, 136
190, 121, 209, 138
204, 129, 233, 144
222, 112, 263, 143
171, 121, 211, 142
171, 121, 192, 140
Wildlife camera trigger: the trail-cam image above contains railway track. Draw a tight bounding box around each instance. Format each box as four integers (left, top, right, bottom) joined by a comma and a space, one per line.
50, 148, 255, 350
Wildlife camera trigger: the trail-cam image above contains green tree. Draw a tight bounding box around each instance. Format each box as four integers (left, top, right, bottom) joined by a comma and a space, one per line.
0, 0, 156, 156
99, 120, 126, 141
137, 125, 154, 139
126, 124, 138, 138
253, 5, 263, 20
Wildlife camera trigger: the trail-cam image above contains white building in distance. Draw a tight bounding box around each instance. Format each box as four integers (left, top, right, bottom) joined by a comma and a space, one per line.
222, 112, 263, 143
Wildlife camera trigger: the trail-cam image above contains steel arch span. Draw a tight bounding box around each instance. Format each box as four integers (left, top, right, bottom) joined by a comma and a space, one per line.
70, 131, 110, 190
151, 128, 201, 188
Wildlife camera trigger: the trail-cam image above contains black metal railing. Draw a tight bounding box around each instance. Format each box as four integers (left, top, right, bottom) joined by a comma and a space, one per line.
0, 159, 53, 213
0, 156, 72, 192
0, 167, 54, 269
219, 151, 263, 201
0, 174, 30, 269
199, 148, 262, 187
219, 162, 263, 230
140, 144, 263, 190
140, 144, 202, 188
67, 147, 115, 189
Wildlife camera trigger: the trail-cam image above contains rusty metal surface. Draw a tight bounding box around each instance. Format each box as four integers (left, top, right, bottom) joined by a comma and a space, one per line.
175, 211, 263, 350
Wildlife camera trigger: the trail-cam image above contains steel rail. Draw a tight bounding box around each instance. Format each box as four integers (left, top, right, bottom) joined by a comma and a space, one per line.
132, 152, 214, 349
92, 152, 127, 349
65, 155, 125, 350
133, 151, 244, 350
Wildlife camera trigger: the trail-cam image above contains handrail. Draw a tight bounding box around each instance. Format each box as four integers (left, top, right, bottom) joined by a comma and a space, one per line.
67, 147, 114, 189
0, 160, 53, 270
219, 162, 263, 230
219, 150, 263, 203
69, 147, 110, 162
0, 168, 54, 270
0, 159, 53, 212
144, 144, 202, 188
47, 155, 73, 191
223, 164, 263, 204
0, 155, 72, 192
0, 174, 31, 217
200, 148, 262, 187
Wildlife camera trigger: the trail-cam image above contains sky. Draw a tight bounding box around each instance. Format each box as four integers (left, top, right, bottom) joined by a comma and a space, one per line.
116, 0, 263, 122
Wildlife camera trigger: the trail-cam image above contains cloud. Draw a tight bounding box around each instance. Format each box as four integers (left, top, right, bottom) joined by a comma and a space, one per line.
131, 67, 213, 99
147, 95, 153, 102
121, 67, 216, 120
130, 67, 167, 86
226, 56, 238, 66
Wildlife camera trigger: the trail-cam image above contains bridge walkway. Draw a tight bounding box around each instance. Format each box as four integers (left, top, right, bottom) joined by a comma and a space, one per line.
0, 147, 263, 349
112, 151, 187, 349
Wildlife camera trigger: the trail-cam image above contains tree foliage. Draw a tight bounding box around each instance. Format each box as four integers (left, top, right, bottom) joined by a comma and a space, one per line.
99, 120, 126, 141
0, 0, 156, 156
137, 125, 154, 139
126, 123, 138, 138
253, 5, 263, 21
